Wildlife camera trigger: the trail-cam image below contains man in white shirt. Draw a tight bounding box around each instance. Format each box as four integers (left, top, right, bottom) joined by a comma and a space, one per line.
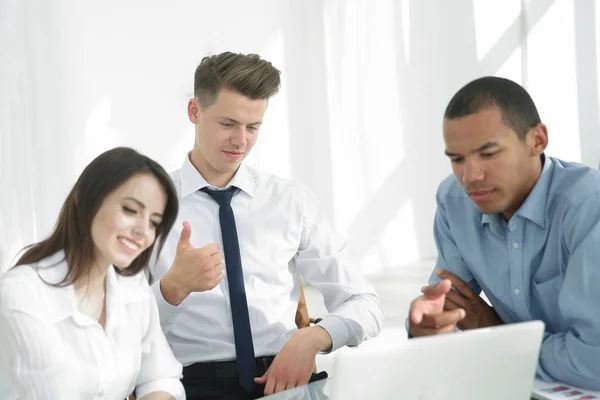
149, 51, 384, 400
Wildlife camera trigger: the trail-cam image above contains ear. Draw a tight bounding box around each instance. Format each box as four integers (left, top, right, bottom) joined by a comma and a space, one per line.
187, 98, 201, 124
527, 123, 548, 157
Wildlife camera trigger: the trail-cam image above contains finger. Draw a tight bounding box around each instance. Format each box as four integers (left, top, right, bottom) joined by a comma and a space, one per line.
411, 321, 458, 337
445, 289, 469, 309
410, 299, 426, 325
212, 271, 224, 286
410, 294, 443, 324
421, 309, 465, 328
254, 373, 268, 384
177, 221, 192, 248
264, 371, 276, 396
436, 270, 475, 299
420, 279, 452, 300
212, 251, 224, 265
285, 381, 299, 391
202, 242, 221, 255
274, 379, 287, 394
213, 262, 225, 277
443, 297, 462, 311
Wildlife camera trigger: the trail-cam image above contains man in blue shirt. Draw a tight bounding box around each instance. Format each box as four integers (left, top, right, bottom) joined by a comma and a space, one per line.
408, 76, 600, 390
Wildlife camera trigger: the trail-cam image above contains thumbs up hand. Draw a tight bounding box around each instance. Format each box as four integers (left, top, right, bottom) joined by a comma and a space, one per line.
160, 221, 224, 305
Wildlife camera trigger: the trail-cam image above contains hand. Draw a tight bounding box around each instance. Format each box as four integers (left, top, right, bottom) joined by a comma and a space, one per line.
254, 326, 332, 395
435, 269, 503, 330
409, 278, 466, 337
160, 221, 224, 305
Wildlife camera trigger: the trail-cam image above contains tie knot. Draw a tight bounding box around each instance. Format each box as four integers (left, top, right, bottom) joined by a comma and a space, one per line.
201, 186, 237, 206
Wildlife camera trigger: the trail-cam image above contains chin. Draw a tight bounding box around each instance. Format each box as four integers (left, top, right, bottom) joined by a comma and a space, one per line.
110, 255, 136, 269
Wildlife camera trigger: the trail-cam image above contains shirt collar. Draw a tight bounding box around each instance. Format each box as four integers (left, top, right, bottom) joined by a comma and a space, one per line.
481, 155, 553, 228
179, 153, 254, 198
34, 251, 149, 325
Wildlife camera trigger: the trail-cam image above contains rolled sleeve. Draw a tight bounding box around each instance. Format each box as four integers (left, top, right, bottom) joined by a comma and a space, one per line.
294, 187, 384, 350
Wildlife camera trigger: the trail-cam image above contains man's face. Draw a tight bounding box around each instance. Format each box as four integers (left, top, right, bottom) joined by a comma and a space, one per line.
188, 88, 267, 187
443, 106, 547, 220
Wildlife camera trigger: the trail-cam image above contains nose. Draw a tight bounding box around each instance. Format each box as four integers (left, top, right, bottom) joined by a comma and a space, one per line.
131, 218, 152, 241
461, 159, 485, 184
230, 126, 247, 147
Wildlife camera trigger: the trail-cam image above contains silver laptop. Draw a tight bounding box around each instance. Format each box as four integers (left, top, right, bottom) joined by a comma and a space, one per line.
329, 320, 545, 400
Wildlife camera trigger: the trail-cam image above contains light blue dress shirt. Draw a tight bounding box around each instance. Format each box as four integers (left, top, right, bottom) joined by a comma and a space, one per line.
430, 155, 600, 390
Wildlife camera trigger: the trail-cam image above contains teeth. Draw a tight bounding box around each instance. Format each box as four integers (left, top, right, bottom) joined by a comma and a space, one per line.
119, 238, 137, 250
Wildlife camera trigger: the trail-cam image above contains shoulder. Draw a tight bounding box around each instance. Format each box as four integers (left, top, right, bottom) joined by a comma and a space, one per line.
168, 167, 183, 194
547, 157, 600, 209
0, 264, 47, 314
247, 166, 318, 203
435, 174, 469, 207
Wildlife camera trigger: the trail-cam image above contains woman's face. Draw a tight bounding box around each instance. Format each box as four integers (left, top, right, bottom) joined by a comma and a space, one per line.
90, 173, 167, 269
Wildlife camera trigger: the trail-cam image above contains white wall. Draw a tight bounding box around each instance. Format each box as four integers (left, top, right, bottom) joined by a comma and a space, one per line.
2, 0, 600, 275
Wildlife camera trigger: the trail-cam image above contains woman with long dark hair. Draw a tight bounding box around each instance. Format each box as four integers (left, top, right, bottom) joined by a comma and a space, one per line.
0, 147, 185, 399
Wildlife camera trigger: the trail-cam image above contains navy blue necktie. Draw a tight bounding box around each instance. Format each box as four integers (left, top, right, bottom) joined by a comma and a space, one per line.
201, 186, 256, 392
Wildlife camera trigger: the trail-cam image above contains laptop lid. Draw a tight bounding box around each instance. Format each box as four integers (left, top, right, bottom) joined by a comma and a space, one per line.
330, 320, 545, 400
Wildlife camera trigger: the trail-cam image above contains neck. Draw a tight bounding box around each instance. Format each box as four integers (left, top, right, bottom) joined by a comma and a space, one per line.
502, 156, 543, 221
74, 259, 109, 294
189, 150, 237, 188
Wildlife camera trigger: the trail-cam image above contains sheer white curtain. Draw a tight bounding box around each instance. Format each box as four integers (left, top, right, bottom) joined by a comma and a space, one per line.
2, 0, 599, 276
0, 0, 74, 273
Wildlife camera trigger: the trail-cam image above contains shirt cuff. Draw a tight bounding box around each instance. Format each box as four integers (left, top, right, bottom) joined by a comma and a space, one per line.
150, 278, 185, 331
316, 315, 353, 353
135, 378, 185, 400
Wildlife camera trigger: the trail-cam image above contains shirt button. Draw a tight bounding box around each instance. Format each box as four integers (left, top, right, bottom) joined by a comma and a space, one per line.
514, 288, 521, 295
512, 242, 519, 249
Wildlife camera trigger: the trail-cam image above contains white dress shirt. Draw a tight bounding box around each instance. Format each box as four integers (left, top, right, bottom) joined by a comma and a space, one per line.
149, 155, 384, 366
0, 251, 185, 400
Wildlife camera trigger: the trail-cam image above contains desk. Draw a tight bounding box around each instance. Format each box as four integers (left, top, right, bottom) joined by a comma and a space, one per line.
259, 377, 600, 400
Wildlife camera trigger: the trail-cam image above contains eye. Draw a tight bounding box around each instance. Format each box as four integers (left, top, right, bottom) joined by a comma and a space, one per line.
481, 152, 498, 159
150, 220, 160, 229
220, 122, 234, 128
123, 206, 137, 215
450, 157, 464, 164
247, 125, 259, 133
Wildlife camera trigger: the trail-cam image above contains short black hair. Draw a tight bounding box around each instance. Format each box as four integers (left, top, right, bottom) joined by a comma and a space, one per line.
444, 76, 541, 140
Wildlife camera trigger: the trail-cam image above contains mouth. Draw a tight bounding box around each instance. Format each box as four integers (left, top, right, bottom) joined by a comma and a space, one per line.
118, 236, 141, 255
222, 150, 244, 160
468, 189, 495, 203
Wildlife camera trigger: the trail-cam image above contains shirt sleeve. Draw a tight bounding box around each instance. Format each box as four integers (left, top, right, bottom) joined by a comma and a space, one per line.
292, 187, 384, 352
404, 187, 480, 338
536, 193, 600, 390
147, 240, 185, 333
428, 188, 482, 293
134, 281, 185, 399
0, 273, 75, 399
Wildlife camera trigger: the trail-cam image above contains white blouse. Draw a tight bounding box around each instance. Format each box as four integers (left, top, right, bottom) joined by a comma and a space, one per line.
0, 251, 185, 400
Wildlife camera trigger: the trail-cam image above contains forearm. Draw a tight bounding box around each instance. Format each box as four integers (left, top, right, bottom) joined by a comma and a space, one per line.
149, 276, 184, 333
319, 294, 383, 351
538, 332, 600, 390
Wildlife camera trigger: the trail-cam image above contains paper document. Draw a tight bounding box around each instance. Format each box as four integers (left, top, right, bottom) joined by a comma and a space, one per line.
532, 378, 600, 400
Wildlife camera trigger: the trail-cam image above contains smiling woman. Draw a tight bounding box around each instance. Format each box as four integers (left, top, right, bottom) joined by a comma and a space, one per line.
0, 147, 185, 400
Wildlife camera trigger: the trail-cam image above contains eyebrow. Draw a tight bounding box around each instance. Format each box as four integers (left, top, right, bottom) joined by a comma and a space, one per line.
444, 141, 500, 157
123, 197, 163, 218
219, 116, 263, 126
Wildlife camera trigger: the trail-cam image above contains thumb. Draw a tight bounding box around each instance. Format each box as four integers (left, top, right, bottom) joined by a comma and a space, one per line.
254, 371, 268, 384
177, 221, 192, 248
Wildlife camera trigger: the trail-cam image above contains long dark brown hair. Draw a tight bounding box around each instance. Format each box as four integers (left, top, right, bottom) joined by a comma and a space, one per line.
14, 147, 179, 286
